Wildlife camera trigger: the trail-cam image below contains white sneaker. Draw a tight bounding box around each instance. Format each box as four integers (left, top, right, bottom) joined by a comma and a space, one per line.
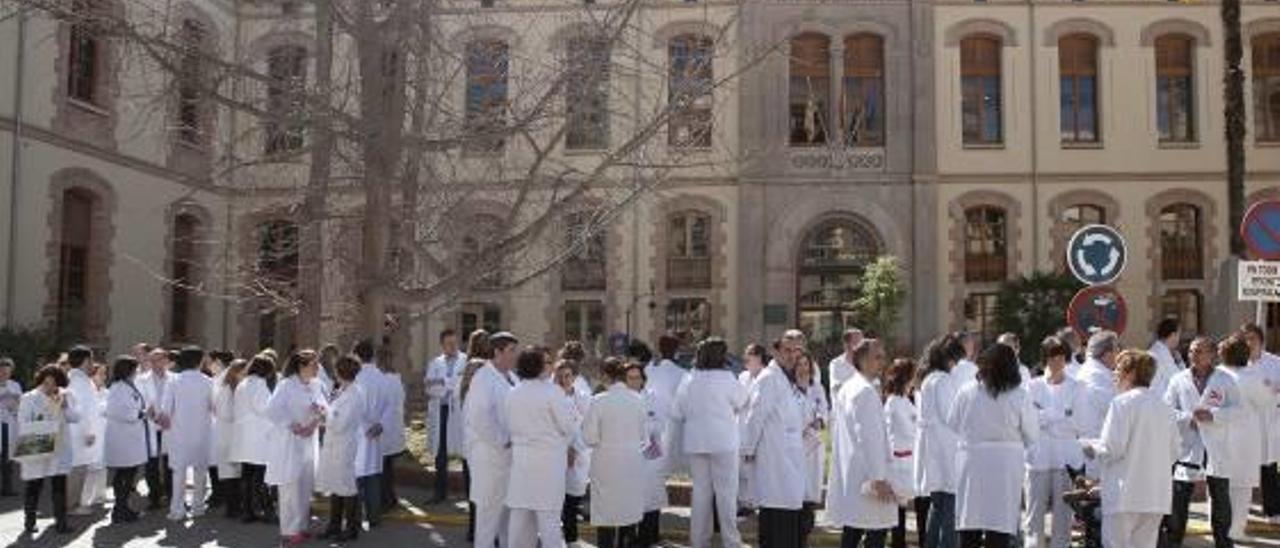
167, 511, 186, 522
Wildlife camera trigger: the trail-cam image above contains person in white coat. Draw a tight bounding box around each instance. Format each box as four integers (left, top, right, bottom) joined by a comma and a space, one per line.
1218, 334, 1273, 541
585, 356, 648, 548
265, 350, 327, 545
161, 346, 215, 521
828, 329, 864, 395
1081, 350, 1179, 548
233, 355, 277, 523
102, 356, 150, 524
464, 332, 520, 548
505, 349, 576, 548
643, 336, 684, 515
1242, 322, 1280, 522
742, 331, 807, 547
795, 351, 828, 545
555, 362, 592, 544
18, 365, 80, 534
826, 338, 897, 547
951, 332, 980, 389
380, 360, 407, 510
138, 348, 174, 511
914, 335, 967, 548
737, 343, 768, 513
1024, 336, 1089, 548
1163, 336, 1236, 548
1076, 331, 1120, 478
671, 337, 749, 548
948, 343, 1038, 547
628, 363, 671, 546
353, 339, 391, 526
1149, 319, 1185, 402
883, 358, 921, 548
0, 358, 22, 497
64, 346, 102, 516
317, 355, 367, 541
78, 362, 109, 511
426, 328, 467, 502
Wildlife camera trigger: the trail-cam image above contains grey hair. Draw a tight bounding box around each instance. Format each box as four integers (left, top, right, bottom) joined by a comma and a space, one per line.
1086, 330, 1120, 360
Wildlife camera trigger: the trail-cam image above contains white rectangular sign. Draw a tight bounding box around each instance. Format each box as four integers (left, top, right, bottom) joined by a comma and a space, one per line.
1239, 261, 1280, 302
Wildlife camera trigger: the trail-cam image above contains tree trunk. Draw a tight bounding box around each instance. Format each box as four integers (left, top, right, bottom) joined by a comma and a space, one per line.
297, 0, 334, 348
1223, 0, 1247, 256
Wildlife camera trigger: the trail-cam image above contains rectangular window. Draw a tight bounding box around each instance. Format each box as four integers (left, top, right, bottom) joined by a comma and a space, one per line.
1059, 35, 1100, 144
964, 292, 999, 346
176, 20, 207, 145
1156, 35, 1196, 143
67, 0, 100, 105
964, 206, 1009, 283
961, 36, 1003, 145
265, 46, 308, 154
1253, 34, 1280, 143
566, 39, 610, 150
665, 298, 711, 349
465, 41, 510, 153
789, 33, 831, 147
668, 212, 712, 289
563, 300, 605, 347
842, 34, 885, 147
668, 35, 714, 148
562, 212, 606, 291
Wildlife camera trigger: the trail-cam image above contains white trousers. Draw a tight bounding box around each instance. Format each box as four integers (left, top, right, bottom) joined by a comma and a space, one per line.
475, 502, 510, 548
1024, 469, 1072, 548
738, 460, 756, 508
278, 465, 315, 536
1102, 512, 1161, 548
508, 507, 564, 548
80, 467, 108, 506
170, 466, 208, 517
1230, 486, 1252, 540
690, 451, 742, 548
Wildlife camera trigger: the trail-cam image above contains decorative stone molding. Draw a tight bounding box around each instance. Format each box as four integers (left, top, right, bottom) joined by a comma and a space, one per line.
1046, 189, 1121, 272
946, 190, 1023, 330
1245, 18, 1280, 41
449, 24, 524, 52
44, 168, 118, 350
246, 31, 315, 62
651, 21, 724, 49
1140, 19, 1213, 47
161, 200, 214, 345
1042, 18, 1117, 48
50, 0, 125, 151
944, 19, 1019, 48
1143, 188, 1219, 334
649, 194, 729, 344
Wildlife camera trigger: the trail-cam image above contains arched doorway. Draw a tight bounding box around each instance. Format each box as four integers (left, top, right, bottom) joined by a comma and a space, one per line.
796, 217, 882, 362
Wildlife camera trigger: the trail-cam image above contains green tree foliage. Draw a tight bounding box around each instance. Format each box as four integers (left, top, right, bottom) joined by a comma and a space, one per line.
0, 324, 62, 384
854, 256, 908, 348
993, 271, 1084, 366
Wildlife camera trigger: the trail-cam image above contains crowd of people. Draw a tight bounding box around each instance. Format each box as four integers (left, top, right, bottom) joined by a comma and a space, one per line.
2, 317, 1280, 548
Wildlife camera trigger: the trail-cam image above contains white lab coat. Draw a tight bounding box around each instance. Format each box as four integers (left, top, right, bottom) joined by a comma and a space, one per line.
264, 376, 324, 486
316, 383, 366, 497
102, 380, 150, 468
212, 379, 240, 476
137, 370, 173, 456
741, 364, 806, 511
672, 369, 749, 455
885, 394, 918, 503
1253, 351, 1280, 463
641, 389, 670, 511
464, 363, 514, 507
231, 375, 274, 465
825, 370, 896, 529
382, 371, 407, 456
736, 368, 761, 507
564, 390, 592, 498
583, 382, 647, 526
948, 382, 1038, 535
354, 363, 391, 477
161, 369, 214, 469
800, 381, 829, 503
1025, 375, 1088, 471
1075, 359, 1116, 440
1165, 367, 1238, 481
425, 352, 467, 456
67, 368, 101, 468
0, 379, 21, 457
1149, 340, 1184, 400
915, 371, 960, 496
17, 389, 80, 480
644, 359, 683, 473
828, 354, 856, 395
1220, 365, 1271, 489
952, 359, 979, 390
1084, 387, 1178, 516
506, 379, 575, 511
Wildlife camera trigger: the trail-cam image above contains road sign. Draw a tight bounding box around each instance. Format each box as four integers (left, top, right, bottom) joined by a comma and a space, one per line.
1067, 224, 1127, 286
1239, 260, 1280, 302
1067, 285, 1128, 339
1242, 201, 1280, 260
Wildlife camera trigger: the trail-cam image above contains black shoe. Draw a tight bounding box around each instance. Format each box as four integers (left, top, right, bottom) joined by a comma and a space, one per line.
23, 514, 36, 534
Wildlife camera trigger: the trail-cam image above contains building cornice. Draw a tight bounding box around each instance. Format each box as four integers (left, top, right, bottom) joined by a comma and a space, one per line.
935, 171, 1280, 184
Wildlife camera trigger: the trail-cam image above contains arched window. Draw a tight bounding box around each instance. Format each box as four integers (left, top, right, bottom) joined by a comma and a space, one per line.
566, 36, 610, 150
964, 205, 1008, 282
176, 19, 209, 145
1160, 203, 1203, 280
668, 34, 714, 148
961, 35, 1003, 145
264, 45, 307, 154
67, 0, 104, 105
1156, 34, 1196, 143
465, 40, 510, 153
796, 219, 880, 351
843, 34, 885, 147
1253, 32, 1280, 142
789, 33, 831, 147
1059, 34, 1100, 144
562, 211, 606, 291
56, 189, 97, 341
170, 213, 201, 342
667, 211, 711, 289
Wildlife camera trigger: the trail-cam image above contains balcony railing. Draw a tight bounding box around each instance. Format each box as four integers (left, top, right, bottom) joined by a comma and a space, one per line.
1161, 247, 1204, 280
668, 257, 712, 289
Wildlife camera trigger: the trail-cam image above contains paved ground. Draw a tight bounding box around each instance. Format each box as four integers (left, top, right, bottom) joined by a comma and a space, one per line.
3, 483, 1280, 547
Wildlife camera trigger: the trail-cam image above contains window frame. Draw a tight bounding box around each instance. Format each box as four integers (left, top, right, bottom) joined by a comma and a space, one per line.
1155, 34, 1197, 144
842, 33, 886, 148
464, 39, 511, 154
960, 34, 1004, 146
1158, 203, 1204, 281
789, 32, 832, 147
1059, 34, 1101, 145
67, 0, 104, 106
264, 45, 308, 155
668, 34, 715, 149
565, 36, 611, 151
666, 210, 712, 290
963, 205, 1009, 283
1253, 32, 1280, 143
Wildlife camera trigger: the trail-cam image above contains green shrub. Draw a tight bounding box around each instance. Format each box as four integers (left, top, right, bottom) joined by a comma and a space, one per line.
993, 271, 1084, 366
